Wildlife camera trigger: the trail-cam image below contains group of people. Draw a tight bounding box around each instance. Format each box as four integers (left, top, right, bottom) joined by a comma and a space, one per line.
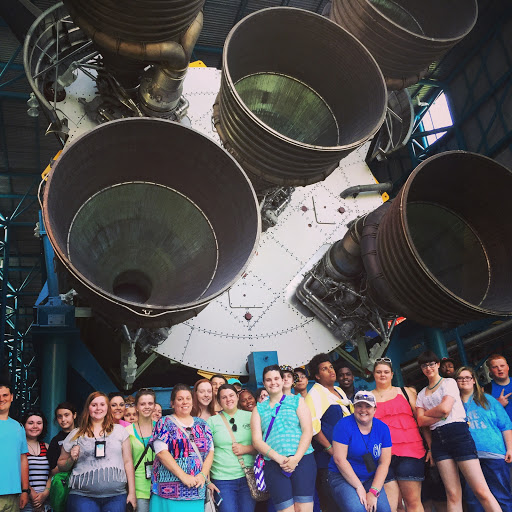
1, 351, 511, 512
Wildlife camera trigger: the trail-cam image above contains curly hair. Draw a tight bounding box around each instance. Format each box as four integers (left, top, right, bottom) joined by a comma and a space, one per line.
308, 353, 331, 381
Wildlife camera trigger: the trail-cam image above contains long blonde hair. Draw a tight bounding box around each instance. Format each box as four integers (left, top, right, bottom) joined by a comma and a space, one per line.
73, 391, 115, 440
455, 366, 489, 410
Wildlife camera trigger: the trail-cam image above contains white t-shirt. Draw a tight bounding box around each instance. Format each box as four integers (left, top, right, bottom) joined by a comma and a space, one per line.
416, 377, 466, 430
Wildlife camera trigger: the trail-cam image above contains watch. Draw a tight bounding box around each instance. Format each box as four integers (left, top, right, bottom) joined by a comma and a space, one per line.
369, 487, 380, 498
22, 488, 31, 495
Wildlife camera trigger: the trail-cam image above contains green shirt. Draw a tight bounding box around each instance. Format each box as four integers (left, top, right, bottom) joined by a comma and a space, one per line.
126, 422, 155, 499
207, 410, 255, 480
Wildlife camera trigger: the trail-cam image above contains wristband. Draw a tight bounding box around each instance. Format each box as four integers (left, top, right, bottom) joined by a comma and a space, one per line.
369, 487, 381, 497
199, 471, 208, 481
324, 444, 332, 452
265, 447, 273, 457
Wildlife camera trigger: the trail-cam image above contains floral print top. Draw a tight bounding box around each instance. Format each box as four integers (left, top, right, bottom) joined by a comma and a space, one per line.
150, 416, 213, 501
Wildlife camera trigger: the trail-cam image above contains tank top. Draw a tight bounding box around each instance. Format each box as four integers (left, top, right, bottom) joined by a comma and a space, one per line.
27, 442, 50, 491
374, 393, 426, 459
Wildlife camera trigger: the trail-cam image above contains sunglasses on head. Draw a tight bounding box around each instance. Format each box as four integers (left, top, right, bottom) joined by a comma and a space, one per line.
375, 357, 392, 363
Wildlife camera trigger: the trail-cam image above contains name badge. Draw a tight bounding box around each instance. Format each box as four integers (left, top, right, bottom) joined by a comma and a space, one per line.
95, 440, 106, 458
145, 461, 153, 480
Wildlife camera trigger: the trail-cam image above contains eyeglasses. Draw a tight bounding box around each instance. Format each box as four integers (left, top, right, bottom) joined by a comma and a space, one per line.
375, 357, 392, 363
456, 377, 473, 382
229, 417, 238, 432
420, 362, 437, 370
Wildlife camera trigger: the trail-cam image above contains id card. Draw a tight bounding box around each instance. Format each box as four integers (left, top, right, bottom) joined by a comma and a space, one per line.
95, 440, 106, 458
362, 452, 376, 473
145, 461, 153, 480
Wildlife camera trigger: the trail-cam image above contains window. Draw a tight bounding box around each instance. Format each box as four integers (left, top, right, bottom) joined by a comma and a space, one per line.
421, 92, 453, 145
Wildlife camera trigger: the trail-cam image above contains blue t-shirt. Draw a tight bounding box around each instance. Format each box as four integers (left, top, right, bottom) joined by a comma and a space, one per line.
464, 393, 512, 456
490, 380, 512, 422
0, 417, 28, 495
329, 415, 391, 481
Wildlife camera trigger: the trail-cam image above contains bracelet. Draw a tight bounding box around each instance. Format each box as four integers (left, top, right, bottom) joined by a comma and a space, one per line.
370, 487, 380, 492
324, 444, 332, 452
265, 447, 273, 457
199, 471, 208, 482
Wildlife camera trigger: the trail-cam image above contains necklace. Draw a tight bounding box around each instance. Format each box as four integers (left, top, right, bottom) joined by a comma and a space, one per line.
27, 441, 40, 456
427, 377, 443, 390
374, 387, 393, 399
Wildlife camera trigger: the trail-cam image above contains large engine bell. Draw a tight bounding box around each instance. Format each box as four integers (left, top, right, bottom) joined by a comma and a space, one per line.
213, 7, 387, 189
42, 118, 261, 327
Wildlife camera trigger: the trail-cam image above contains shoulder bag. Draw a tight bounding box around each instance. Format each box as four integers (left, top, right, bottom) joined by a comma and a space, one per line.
219, 412, 269, 501
253, 394, 286, 492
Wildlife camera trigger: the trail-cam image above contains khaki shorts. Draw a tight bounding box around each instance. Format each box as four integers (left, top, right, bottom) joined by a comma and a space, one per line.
0, 494, 19, 512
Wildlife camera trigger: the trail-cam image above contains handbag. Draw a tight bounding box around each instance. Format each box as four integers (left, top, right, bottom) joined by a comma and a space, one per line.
204, 488, 218, 512
253, 395, 286, 492
219, 412, 269, 502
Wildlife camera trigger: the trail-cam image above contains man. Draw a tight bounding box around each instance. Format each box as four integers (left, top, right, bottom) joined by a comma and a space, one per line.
0, 382, 29, 511
336, 364, 357, 401
294, 367, 309, 398
484, 354, 512, 421
440, 357, 456, 378
305, 354, 352, 512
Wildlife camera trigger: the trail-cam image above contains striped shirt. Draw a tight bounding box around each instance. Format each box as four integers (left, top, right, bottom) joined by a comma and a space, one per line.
27, 442, 50, 492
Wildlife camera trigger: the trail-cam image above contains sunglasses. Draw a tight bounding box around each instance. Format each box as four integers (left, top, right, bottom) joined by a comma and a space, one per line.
420, 362, 438, 370
375, 357, 392, 363
229, 417, 238, 432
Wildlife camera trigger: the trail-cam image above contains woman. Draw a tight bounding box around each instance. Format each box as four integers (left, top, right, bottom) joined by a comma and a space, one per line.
47, 402, 77, 472
304, 353, 352, 512
251, 364, 316, 512
58, 391, 137, 512
255, 388, 269, 403
208, 384, 256, 512
280, 365, 297, 395
109, 392, 130, 426
455, 366, 512, 511
149, 383, 214, 511
372, 358, 427, 512
152, 404, 163, 423
210, 375, 228, 413
415, 351, 501, 512
126, 388, 157, 512
22, 411, 52, 511
124, 402, 138, 424
191, 379, 216, 420
239, 389, 257, 413
329, 391, 392, 512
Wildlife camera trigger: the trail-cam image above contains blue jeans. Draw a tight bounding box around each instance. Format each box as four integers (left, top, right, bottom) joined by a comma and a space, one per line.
328, 472, 391, 512
211, 476, 255, 512
67, 493, 127, 512
464, 458, 512, 512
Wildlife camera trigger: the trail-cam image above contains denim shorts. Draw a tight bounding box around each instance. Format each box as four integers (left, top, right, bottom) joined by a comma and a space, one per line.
264, 452, 317, 511
431, 421, 477, 462
386, 455, 425, 482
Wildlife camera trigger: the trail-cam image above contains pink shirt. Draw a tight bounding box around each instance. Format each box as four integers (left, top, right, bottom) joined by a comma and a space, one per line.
374, 393, 426, 459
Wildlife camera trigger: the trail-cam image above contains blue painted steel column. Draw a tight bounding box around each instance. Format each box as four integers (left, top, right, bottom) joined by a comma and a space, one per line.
38, 212, 69, 439
454, 328, 469, 366
247, 351, 278, 390
0, 219, 10, 368
425, 328, 449, 358
386, 324, 405, 387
